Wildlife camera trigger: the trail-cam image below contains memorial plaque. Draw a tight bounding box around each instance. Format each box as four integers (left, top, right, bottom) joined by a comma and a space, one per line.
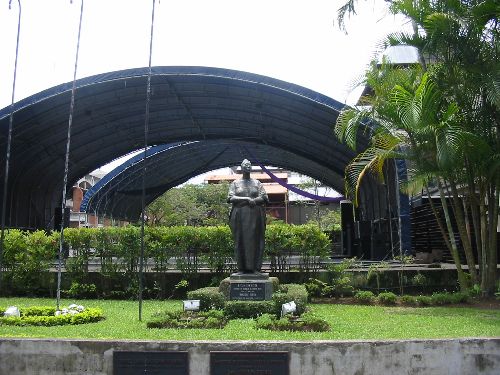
230, 282, 265, 300
211, 351, 289, 375
113, 351, 188, 375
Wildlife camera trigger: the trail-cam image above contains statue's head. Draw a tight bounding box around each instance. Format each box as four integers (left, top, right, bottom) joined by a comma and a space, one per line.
241, 159, 252, 172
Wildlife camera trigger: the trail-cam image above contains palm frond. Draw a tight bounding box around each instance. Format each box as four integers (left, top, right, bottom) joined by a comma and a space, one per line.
471, 0, 500, 29
336, 0, 358, 33
483, 70, 500, 108
417, 74, 441, 125
424, 12, 462, 36
392, 84, 421, 131
385, 32, 428, 52
401, 170, 437, 196
345, 133, 402, 205
334, 108, 371, 150
434, 123, 466, 168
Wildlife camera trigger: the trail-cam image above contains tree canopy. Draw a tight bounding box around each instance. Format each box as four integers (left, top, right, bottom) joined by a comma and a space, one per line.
335, 0, 499, 294
146, 183, 230, 227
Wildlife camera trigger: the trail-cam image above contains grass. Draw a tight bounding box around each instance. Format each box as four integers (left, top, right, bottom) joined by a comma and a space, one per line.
0, 297, 499, 341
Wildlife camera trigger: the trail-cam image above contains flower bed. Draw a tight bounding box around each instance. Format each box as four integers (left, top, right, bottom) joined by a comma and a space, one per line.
0, 305, 104, 326
147, 309, 227, 329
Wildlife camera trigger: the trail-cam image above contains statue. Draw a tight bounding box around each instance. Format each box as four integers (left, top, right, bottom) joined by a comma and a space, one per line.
227, 159, 269, 274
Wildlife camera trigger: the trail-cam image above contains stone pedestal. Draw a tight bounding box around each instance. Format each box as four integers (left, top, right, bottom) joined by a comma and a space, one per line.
219, 273, 276, 301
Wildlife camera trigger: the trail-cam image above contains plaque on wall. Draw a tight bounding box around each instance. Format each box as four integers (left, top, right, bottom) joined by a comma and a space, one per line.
210, 351, 289, 375
113, 351, 188, 375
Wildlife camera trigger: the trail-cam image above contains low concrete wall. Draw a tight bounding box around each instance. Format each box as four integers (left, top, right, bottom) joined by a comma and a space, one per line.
0, 338, 499, 375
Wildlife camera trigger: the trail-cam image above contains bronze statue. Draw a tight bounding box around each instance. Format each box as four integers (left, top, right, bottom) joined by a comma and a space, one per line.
227, 159, 269, 274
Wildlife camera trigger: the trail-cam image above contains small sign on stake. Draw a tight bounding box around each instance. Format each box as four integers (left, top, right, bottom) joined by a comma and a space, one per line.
182, 300, 200, 312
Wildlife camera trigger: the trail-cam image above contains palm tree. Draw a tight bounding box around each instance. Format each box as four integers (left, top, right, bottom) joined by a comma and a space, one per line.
336, 0, 499, 294
336, 62, 472, 289
388, 0, 499, 294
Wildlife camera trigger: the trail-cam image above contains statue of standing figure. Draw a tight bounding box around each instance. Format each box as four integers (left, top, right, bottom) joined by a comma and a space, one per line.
227, 159, 269, 274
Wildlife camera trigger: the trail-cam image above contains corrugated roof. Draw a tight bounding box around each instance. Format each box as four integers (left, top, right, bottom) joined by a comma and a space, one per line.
0, 66, 370, 226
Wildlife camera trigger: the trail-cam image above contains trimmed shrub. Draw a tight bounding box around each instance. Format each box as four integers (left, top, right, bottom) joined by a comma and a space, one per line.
200, 226, 234, 274
400, 295, 418, 306
64, 227, 96, 282
297, 312, 330, 332
377, 292, 397, 305
288, 225, 331, 276
2, 230, 57, 296
0, 307, 104, 326
187, 287, 226, 311
0, 306, 57, 317
415, 295, 433, 306
66, 282, 98, 299
147, 309, 226, 329
216, 283, 308, 319
325, 258, 357, 297
224, 300, 275, 319
266, 224, 294, 273
305, 278, 334, 298
304, 261, 358, 299
272, 284, 308, 316
3, 225, 331, 297
254, 313, 274, 328
450, 292, 469, 304
431, 292, 449, 305
431, 292, 470, 305
255, 312, 330, 332
354, 291, 375, 304
21, 306, 56, 317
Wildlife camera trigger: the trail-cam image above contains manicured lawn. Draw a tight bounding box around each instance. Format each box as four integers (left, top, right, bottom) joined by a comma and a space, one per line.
1, 297, 499, 341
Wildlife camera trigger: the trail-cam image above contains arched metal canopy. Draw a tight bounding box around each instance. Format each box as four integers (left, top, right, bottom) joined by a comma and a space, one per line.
0, 66, 369, 229
81, 140, 347, 221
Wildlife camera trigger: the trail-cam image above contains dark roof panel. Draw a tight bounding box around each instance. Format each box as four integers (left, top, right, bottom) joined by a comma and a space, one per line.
0, 66, 367, 228
81, 141, 346, 220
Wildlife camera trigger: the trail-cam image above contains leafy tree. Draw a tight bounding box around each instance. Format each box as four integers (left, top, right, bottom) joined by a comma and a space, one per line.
188, 182, 232, 226
146, 183, 230, 227
335, 0, 499, 293
296, 176, 341, 231
306, 209, 341, 232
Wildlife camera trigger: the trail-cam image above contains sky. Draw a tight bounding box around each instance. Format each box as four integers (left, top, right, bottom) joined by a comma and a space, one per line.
0, 0, 410, 175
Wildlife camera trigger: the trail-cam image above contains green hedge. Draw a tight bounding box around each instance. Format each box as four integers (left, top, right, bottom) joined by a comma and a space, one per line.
350, 292, 470, 307
255, 312, 330, 332
0, 306, 104, 326
186, 283, 309, 319
1, 229, 58, 295
1, 224, 330, 297
431, 292, 469, 305
187, 287, 226, 311
377, 292, 398, 305
354, 290, 375, 304
147, 309, 226, 329
266, 224, 330, 275
224, 300, 276, 319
